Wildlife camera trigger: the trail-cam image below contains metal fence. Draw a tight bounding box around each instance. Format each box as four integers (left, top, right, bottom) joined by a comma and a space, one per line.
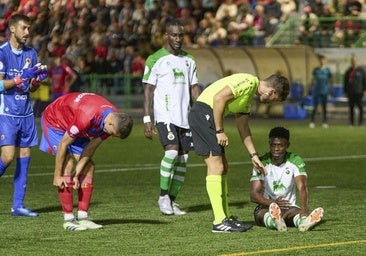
267, 16, 366, 48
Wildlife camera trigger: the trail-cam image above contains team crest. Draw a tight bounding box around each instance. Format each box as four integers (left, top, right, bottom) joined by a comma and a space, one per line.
285, 167, 290, 175
167, 132, 175, 140
0, 134, 5, 140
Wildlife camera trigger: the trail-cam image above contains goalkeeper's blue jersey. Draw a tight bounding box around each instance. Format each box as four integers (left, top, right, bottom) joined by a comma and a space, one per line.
0, 41, 38, 117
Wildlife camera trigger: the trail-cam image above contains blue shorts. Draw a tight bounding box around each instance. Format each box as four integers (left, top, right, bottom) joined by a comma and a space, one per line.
39, 117, 90, 156
0, 115, 38, 148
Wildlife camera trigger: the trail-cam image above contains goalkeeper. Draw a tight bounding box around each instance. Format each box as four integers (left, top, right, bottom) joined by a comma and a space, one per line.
250, 126, 324, 232
0, 14, 48, 217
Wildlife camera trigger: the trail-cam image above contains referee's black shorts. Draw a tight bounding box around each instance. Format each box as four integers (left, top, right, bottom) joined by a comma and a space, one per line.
188, 102, 224, 156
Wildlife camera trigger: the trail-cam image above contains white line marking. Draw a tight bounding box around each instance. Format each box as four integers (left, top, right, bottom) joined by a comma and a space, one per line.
315, 186, 337, 189
1, 155, 365, 179
219, 239, 366, 256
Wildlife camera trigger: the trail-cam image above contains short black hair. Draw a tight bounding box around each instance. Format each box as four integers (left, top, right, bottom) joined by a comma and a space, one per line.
164, 16, 184, 33
269, 127, 290, 140
9, 14, 31, 27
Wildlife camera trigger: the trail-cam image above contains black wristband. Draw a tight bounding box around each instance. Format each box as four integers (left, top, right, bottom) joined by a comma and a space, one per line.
216, 129, 224, 134
249, 152, 258, 158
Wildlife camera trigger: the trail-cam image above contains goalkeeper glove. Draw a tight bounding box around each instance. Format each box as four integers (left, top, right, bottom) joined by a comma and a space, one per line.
13, 65, 42, 85
31, 67, 48, 87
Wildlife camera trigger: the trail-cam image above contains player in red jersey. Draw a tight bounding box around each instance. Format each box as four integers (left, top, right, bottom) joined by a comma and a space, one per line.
39, 92, 133, 231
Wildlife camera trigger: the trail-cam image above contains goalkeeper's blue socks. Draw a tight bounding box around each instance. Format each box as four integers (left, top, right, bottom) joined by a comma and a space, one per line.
13, 157, 30, 209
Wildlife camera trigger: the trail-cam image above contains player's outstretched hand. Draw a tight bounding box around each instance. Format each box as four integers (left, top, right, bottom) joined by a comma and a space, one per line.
252, 156, 268, 175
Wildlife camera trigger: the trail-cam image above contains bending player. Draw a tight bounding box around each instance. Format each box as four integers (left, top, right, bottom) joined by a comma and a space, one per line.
39, 92, 133, 231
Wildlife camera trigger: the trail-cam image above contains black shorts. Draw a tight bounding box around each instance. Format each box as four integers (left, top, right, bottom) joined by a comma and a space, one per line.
254, 205, 300, 227
188, 102, 224, 156
156, 122, 194, 151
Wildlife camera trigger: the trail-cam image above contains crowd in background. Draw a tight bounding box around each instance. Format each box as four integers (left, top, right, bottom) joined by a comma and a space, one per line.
0, 0, 365, 96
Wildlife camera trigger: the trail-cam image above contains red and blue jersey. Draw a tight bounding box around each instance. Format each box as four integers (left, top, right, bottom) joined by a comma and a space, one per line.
42, 92, 117, 140
0, 41, 38, 117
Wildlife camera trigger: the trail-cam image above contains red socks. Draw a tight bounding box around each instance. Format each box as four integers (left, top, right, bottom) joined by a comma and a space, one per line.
58, 175, 74, 213
78, 175, 93, 212
58, 175, 93, 214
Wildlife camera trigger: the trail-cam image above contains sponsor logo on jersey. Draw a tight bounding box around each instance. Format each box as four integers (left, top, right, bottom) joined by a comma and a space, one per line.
74, 92, 94, 103
172, 68, 184, 80
70, 125, 80, 136
15, 95, 28, 100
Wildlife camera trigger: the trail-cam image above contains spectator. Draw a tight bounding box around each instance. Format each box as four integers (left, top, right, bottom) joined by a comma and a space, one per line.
317, 5, 335, 47
297, 6, 319, 46
279, 0, 297, 22
131, 50, 145, 94
146, 0, 162, 23
118, 0, 133, 27
48, 56, 78, 101
334, 1, 363, 47
343, 0, 362, 16
309, 55, 333, 128
202, 0, 220, 13
191, 0, 205, 24
207, 20, 228, 46
215, 0, 238, 28
310, 0, 325, 17
343, 55, 366, 127
263, 0, 283, 39
253, 4, 267, 46
230, 5, 255, 45
194, 15, 213, 47
132, 0, 146, 34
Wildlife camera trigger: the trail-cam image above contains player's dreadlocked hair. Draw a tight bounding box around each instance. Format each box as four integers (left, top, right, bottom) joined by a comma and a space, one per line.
264, 74, 290, 101
269, 127, 290, 140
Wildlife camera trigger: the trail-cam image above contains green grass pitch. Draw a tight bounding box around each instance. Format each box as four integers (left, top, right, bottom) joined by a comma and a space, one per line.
0, 118, 365, 256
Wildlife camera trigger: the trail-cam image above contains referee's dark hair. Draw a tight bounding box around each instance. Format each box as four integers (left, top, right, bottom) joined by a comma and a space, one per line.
269, 127, 290, 140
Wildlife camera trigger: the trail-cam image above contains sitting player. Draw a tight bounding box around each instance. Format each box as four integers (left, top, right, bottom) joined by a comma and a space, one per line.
250, 126, 324, 232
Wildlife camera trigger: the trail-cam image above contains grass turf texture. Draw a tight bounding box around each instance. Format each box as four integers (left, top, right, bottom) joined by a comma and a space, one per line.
0, 118, 365, 256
